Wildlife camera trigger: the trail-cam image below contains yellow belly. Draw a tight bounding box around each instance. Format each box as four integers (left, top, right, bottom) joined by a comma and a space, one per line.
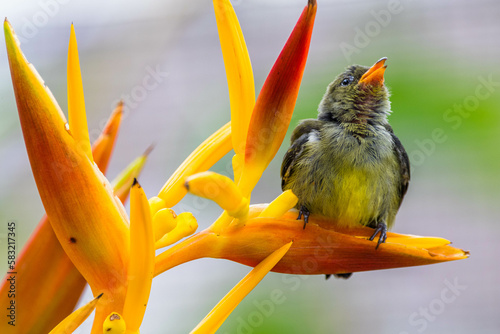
304, 165, 397, 228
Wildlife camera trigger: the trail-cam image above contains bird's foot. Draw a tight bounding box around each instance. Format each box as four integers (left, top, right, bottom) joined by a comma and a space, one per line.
325, 273, 353, 280
296, 206, 310, 229
368, 222, 387, 249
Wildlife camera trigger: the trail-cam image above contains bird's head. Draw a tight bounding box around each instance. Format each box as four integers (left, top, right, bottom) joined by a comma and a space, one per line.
318, 58, 391, 126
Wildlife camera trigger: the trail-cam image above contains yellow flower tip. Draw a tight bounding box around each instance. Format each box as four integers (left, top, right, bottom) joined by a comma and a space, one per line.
191, 241, 292, 334
5, 19, 68, 130
124, 179, 154, 332
152, 208, 178, 242
111, 153, 150, 203
185, 171, 249, 219
383, 234, 452, 249
148, 196, 178, 241
155, 212, 198, 249
213, 0, 255, 156
258, 190, 298, 219
148, 196, 166, 217
143, 142, 156, 157
103, 312, 126, 334
67, 23, 93, 163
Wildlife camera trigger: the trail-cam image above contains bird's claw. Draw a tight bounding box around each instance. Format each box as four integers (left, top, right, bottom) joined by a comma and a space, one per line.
297, 206, 310, 229
368, 222, 387, 249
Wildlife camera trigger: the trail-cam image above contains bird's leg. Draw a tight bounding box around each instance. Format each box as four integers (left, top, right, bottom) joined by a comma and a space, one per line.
368, 221, 387, 249
297, 205, 310, 229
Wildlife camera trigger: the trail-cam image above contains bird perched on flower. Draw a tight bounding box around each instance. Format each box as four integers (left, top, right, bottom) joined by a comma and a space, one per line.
281, 58, 410, 251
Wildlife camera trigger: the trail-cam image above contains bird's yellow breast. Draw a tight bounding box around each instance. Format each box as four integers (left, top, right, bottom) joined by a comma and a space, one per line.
300, 151, 400, 229
332, 168, 383, 227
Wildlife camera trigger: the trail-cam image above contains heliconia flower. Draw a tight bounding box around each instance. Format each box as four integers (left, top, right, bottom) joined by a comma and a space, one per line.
0, 102, 138, 334
4, 0, 469, 332
156, 206, 468, 277
4, 19, 151, 332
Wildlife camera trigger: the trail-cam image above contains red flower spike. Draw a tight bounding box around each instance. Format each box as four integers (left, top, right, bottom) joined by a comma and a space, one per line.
238, 0, 317, 197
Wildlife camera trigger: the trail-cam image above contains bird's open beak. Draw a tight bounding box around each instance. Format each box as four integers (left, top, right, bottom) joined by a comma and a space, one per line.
359, 57, 387, 86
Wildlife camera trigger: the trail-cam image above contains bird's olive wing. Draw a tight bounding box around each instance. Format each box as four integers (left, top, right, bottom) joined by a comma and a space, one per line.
391, 132, 410, 207
281, 119, 322, 190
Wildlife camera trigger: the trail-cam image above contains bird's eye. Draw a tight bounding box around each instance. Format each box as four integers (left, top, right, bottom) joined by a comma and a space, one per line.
340, 76, 353, 87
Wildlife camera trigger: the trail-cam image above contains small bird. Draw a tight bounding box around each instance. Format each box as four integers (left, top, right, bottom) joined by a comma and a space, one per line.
281, 58, 410, 250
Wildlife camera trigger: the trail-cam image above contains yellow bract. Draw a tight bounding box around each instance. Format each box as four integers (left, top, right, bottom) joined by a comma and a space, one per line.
258, 190, 299, 218
4, 23, 131, 326
67, 24, 93, 163
155, 212, 198, 249
49, 293, 102, 334
191, 242, 293, 334
151, 208, 178, 242
123, 180, 155, 332
185, 171, 249, 219
111, 146, 151, 203
213, 0, 255, 160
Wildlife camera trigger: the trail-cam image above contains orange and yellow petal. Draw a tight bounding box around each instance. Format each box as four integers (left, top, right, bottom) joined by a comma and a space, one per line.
151, 207, 178, 242
67, 24, 93, 163
155, 206, 467, 277
155, 212, 198, 249
0, 216, 86, 334
5, 20, 130, 328
238, 0, 317, 197
191, 242, 292, 334
213, 0, 255, 158
258, 190, 298, 218
48, 293, 103, 334
0, 99, 129, 334
122, 180, 155, 332
111, 146, 152, 203
185, 171, 249, 219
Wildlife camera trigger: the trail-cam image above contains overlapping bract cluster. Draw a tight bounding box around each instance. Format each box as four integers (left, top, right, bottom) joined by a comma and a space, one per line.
2, 0, 468, 333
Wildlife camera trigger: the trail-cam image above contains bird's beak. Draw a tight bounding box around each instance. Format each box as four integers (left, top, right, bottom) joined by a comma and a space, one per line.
359, 57, 387, 87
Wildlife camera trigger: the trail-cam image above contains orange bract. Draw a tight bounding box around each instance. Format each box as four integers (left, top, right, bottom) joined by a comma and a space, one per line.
155, 206, 468, 277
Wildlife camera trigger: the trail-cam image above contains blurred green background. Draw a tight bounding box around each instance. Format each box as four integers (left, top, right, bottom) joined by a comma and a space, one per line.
1, 0, 499, 333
